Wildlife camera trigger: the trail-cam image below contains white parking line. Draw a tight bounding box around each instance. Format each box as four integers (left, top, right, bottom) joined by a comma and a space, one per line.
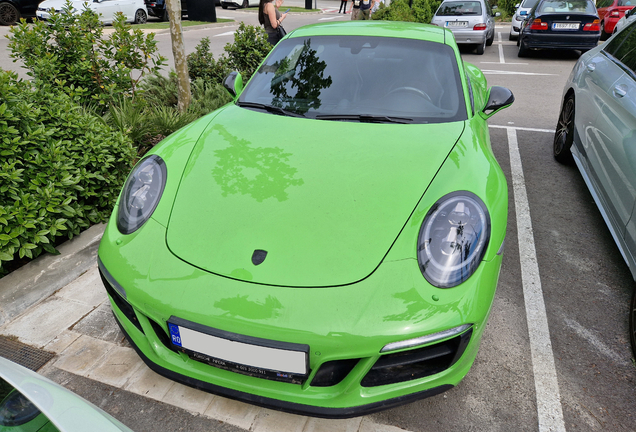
503, 126, 567, 432
482, 69, 556, 76
498, 32, 505, 64
214, 31, 236, 37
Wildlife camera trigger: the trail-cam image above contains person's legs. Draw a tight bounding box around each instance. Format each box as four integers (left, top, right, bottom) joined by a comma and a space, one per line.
339, 0, 345, 12
359, 9, 370, 19
351, 8, 359, 19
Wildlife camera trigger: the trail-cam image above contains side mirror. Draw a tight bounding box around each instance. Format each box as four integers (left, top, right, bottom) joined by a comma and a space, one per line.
480, 86, 514, 119
515, 3, 520, 7
495, 11, 501, 16
223, 71, 244, 98
492, 5, 498, 9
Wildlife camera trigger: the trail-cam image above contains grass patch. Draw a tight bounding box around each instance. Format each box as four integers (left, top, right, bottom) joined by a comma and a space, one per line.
135, 18, 233, 29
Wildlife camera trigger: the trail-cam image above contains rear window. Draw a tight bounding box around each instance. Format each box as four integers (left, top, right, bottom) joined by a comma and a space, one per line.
435, 1, 483, 16
240, 36, 467, 124
537, 0, 597, 13
618, 0, 634, 6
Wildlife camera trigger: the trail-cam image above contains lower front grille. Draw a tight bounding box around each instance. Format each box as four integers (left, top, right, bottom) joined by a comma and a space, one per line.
361, 328, 472, 387
98, 266, 143, 334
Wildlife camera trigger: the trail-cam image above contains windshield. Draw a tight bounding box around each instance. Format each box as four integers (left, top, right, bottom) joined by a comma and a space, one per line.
537, 0, 596, 13
435, 1, 483, 16
521, 0, 539, 8
238, 36, 466, 124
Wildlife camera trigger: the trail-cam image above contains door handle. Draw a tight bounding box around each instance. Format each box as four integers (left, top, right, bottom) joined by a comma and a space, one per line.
586, 63, 596, 72
614, 84, 628, 98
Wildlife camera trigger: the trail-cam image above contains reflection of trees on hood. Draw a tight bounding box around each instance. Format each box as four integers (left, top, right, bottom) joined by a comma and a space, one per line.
269, 40, 333, 115
211, 125, 304, 202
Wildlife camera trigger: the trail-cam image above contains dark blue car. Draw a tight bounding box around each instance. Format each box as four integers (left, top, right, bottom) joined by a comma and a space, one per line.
517, 0, 601, 56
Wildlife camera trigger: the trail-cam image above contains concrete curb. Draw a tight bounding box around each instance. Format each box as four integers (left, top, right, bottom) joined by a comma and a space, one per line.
0, 223, 106, 327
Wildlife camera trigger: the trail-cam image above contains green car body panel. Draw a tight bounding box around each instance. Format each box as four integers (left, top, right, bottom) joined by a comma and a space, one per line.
98, 21, 511, 416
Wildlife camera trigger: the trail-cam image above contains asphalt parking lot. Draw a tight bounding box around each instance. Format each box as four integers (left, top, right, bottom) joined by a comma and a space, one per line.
1, 8, 636, 432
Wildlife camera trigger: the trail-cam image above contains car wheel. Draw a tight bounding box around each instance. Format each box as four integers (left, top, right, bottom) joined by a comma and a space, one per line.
509, 31, 516, 41
0, 2, 20, 26
630, 288, 636, 357
475, 39, 486, 55
221, 3, 228, 8
553, 94, 575, 164
486, 30, 494, 46
134, 9, 147, 24
160, 8, 169, 21
517, 37, 528, 57
242, 0, 248, 7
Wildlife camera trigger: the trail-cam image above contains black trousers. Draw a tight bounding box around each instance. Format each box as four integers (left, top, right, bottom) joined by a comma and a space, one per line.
339, 0, 348, 12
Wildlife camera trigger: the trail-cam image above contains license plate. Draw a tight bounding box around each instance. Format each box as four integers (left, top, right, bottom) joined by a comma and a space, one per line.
553, 22, 579, 30
168, 317, 309, 384
447, 21, 468, 27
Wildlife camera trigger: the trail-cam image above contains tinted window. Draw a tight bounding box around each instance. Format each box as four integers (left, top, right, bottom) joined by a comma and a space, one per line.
521, 0, 539, 7
240, 36, 467, 124
604, 20, 636, 72
618, 0, 633, 6
537, 0, 596, 13
436, 1, 483, 15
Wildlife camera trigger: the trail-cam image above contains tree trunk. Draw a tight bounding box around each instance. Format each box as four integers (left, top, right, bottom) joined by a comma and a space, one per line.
165, 0, 191, 112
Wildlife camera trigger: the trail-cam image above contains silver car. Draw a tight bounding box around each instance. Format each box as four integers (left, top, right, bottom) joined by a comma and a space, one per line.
553, 19, 636, 355
509, 0, 540, 40
431, 0, 500, 54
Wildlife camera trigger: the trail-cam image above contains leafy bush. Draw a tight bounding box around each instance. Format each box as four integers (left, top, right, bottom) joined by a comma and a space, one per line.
7, 1, 165, 108
224, 22, 273, 82
0, 70, 135, 274
187, 37, 231, 85
372, 0, 441, 23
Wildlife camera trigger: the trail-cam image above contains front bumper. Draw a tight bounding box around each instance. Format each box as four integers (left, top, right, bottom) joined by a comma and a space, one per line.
98, 211, 502, 416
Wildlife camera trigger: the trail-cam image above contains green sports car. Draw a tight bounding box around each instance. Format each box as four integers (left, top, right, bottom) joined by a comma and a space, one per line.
98, 21, 514, 417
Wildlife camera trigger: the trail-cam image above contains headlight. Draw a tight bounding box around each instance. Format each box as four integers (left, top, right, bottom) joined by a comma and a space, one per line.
417, 191, 490, 288
116, 155, 167, 234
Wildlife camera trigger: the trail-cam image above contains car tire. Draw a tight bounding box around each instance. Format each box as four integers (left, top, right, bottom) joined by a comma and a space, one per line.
517, 37, 528, 57
134, 9, 147, 24
160, 8, 169, 21
475, 39, 486, 55
221, 3, 228, 8
553, 94, 575, 164
0, 2, 20, 26
242, 0, 248, 7
486, 30, 494, 46
509, 31, 516, 41
600, 21, 609, 40
630, 288, 636, 357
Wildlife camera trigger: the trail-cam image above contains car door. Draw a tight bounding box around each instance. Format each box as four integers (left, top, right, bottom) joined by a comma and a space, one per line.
92, 0, 120, 23
581, 20, 636, 242
118, 0, 136, 20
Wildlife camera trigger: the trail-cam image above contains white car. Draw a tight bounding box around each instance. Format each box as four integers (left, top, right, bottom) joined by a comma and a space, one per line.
220, 0, 257, 9
509, 0, 539, 40
37, 0, 148, 24
613, 5, 636, 34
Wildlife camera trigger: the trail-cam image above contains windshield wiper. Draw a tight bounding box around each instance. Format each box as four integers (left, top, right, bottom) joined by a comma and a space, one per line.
236, 101, 305, 118
315, 114, 413, 124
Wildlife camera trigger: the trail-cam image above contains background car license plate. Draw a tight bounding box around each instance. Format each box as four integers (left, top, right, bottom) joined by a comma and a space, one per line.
168, 318, 309, 384
553, 22, 579, 30
447, 21, 468, 27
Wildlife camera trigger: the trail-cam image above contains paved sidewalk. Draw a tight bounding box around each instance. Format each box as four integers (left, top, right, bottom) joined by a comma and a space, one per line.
0, 227, 412, 432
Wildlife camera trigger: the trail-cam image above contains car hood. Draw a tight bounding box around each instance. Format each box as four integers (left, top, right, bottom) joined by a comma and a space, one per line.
165, 105, 464, 287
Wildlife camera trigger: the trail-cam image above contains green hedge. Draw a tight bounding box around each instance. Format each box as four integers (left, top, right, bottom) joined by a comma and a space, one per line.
0, 71, 135, 274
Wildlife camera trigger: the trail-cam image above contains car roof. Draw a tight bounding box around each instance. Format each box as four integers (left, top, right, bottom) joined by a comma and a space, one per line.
287, 21, 449, 45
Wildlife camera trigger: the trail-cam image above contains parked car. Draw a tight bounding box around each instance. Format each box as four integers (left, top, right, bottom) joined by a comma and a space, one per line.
552, 19, 636, 356
97, 20, 514, 417
430, 0, 500, 55
36, 0, 148, 24
220, 0, 254, 8
0, 0, 41, 25
509, 0, 539, 40
144, 0, 185, 21
596, 0, 634, 38
613, 4, 635, 33
517, 0, 601, 56
0, 357, 133, 431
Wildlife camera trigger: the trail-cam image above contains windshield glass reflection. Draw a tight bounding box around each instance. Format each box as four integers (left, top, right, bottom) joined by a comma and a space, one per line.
239, 36, 467, 124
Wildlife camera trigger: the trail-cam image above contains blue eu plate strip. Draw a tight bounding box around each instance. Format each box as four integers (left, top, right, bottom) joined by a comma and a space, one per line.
168, 323, 182, 347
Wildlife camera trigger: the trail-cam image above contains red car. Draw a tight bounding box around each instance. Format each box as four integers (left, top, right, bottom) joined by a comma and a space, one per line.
596, 0, 634, 37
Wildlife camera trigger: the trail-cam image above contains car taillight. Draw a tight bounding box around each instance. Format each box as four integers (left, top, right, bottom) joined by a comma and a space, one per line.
473, 23, 487, 30
583, 20, 600, 31
610, 11, 621, 17
529, 19, 548, 30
